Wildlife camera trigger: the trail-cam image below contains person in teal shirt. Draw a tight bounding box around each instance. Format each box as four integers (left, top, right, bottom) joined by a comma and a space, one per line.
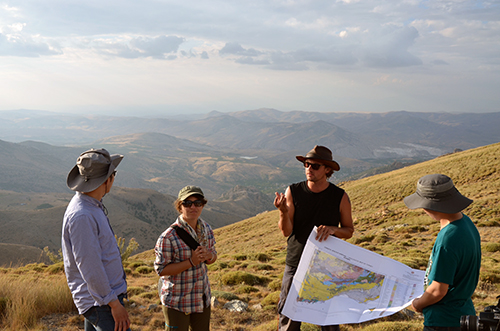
404, 174, 481, 331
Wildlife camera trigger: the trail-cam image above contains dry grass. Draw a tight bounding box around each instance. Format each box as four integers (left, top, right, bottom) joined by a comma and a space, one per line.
1, 142, 499, 330
0, 265, 76, 330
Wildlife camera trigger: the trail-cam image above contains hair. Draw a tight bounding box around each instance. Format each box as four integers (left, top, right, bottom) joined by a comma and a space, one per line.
325, 166, 334, 179
174, 194, 208, 213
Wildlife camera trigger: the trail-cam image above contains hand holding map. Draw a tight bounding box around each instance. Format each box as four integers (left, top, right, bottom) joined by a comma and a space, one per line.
282, 227, 425, 325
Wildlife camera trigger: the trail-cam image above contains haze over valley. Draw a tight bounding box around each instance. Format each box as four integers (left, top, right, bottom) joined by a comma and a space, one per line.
1, 108, 499, 265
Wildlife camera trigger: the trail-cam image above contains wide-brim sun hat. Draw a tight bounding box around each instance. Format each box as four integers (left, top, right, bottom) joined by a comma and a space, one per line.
178, 185, 205, 201
67, 148, 123, 193
296, 145, 340, 171
404, 174, 472, 214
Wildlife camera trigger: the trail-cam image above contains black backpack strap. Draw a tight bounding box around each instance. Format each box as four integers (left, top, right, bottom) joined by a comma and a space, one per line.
172, 225, 200, 250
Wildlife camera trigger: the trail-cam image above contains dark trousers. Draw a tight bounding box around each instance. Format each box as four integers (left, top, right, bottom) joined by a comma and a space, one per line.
162, 305, 211, 331
83, 293, 130, 331
277, 265, 340, 331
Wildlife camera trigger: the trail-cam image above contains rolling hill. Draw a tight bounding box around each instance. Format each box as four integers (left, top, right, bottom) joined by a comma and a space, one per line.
2, 142, 499, 331
126, 141, 500, 330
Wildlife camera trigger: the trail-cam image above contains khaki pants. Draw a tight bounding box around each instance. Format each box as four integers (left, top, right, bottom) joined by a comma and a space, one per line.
162, 305, 211, 331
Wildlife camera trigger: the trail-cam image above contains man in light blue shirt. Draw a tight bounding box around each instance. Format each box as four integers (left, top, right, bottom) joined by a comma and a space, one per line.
62, 148, 131, 331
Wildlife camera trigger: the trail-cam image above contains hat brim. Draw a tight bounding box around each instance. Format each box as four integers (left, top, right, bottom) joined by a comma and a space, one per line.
403, 189, 472, 214
67, 154, 123, 193
296, 156, 340, 171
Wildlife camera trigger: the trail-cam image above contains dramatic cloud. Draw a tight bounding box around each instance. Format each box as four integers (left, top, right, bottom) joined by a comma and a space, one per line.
0, 0, 498, 114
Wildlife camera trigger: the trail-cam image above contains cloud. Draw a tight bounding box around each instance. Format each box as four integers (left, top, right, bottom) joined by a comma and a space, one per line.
93, 35, 185, 59
1, 0, 499, 113
219, 42, 262, 57
0, 33, 61, 57
358, 26, 422, 68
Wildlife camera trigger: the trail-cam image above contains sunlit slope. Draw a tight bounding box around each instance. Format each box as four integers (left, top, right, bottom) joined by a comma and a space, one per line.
212, 142, 499, 271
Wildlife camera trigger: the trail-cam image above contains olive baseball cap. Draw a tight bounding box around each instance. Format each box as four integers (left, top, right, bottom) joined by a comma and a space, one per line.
178, 185, 205, 201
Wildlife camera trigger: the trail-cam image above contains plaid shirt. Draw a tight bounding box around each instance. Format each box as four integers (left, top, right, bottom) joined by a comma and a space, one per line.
154, 217, 216, 314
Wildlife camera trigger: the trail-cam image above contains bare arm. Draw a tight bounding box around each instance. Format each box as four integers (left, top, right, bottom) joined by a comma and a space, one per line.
275, 187, 295, 237
412, 280, 449, 313
316, 192, 354, 241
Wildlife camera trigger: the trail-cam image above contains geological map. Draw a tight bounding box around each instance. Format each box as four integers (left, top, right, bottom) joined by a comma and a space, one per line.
298, 250, 384, 304
282, 227, 425, 325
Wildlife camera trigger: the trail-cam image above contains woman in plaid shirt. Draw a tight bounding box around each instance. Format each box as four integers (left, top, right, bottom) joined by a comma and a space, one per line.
155, 186, 217, 331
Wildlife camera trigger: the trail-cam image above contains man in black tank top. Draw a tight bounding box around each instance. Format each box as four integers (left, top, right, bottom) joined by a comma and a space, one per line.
274, 145, 354, 331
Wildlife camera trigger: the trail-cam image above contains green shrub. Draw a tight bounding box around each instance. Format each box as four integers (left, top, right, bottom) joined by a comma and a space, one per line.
128, 261, 145, 269
250, 263, 274, 271
127, 286, 146, 296
46, 262, 64, 274
348, 235, 375, 245
261, 291, 280, 306
480, 272, 500, 283
221, 271, 269, 286
233, 254, 248, 261
482, 243, 500, 253
268, 279, 282, 291
211, 290, 240, 301
135, 266, 154, 274
373, 233, 389, 244
207, 261, 229, 271
43, 247, 64, 264
252, 253, 271, 262
115, 236, 140, 261
235, 285, 259, 294
138, 291, 156, 299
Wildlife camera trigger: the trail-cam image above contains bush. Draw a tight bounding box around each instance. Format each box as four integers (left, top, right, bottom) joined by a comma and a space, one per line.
127, 286, 146, 296
261, 291, 280, 306
233, 254, 248, 261
252, 253, 271, 262
128, 261, 145, 269
250, 263, 274, 271
46, 262, 64, 274
211, 290, 240, 301
221, 271, 269, 286
115, 236, 140, 261
482, 243, 500, 253
235, 285, 259, 294
268, 279, 282, 291
136, 266, 154, 274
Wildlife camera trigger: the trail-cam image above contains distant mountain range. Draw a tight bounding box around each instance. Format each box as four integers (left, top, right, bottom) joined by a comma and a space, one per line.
0, 108, 499, 265
2, 109, 499, 158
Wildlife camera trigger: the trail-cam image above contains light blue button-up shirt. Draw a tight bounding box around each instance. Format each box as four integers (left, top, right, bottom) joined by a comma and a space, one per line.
62, 192, 127, 314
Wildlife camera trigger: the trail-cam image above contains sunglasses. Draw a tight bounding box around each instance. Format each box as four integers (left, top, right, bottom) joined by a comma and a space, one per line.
304, 161, 324, 170
182, 200, 205, 208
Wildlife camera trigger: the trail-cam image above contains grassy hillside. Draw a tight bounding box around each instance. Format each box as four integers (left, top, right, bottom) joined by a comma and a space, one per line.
1, 142, 499, 330
130, 142, 500, 330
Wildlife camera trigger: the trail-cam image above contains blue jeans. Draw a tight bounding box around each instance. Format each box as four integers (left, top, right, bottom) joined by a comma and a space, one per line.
83, 294, 131, 331
423, 327, 461, 331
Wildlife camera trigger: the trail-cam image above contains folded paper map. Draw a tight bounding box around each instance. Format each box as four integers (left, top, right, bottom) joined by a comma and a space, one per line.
282, 227, 425, 325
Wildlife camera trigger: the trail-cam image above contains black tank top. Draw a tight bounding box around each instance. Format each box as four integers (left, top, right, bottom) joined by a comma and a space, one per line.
286, 181, 345, 267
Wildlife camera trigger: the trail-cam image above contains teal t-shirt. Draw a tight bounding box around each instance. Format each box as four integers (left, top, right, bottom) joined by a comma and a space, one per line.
423, 214, 481, 327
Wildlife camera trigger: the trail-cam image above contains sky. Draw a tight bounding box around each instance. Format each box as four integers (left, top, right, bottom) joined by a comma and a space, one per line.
1, 0, 499, 116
